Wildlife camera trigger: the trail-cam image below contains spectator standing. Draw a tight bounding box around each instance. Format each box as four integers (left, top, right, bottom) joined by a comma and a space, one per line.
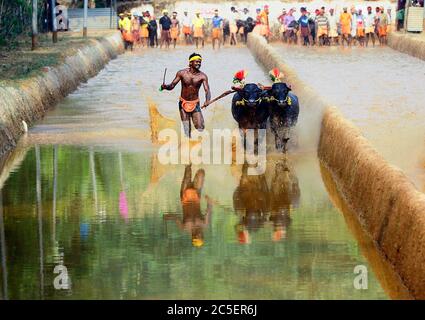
365, 6, 376, 47
328, 8, 339, 45
211, 9, 223, 49
159, 10, 172, 49
182, 10, 192, 45
192, 11, 205, 48
278, 8, 288, 42
170, 12, 180, 48
340, 7, 352, 46
298, 7, 310, 46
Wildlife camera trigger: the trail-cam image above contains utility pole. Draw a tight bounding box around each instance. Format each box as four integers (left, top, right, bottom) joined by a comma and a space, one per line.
83, 0, 88, 37
32, 0, 38, 50
50, 0, 58, 43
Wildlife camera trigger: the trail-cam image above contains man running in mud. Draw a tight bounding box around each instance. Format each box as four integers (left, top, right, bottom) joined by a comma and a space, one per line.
160, 53, 211, 138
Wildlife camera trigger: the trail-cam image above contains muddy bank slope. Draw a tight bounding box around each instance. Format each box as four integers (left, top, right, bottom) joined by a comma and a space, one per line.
247, 33, 425, 299
388, 32, 425, 62
0, 32, 124, 157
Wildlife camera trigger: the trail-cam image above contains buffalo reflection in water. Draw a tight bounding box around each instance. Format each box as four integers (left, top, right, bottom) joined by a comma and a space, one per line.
233, 157, 300, 243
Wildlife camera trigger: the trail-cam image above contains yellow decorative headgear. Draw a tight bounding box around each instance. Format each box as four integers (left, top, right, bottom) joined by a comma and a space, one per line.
192, 238, 204, 247
189, 54, 202, 62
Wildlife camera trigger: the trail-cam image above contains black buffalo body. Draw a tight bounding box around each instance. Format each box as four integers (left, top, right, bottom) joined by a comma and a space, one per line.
231, 83, 269, 130
267, 82, 300, 152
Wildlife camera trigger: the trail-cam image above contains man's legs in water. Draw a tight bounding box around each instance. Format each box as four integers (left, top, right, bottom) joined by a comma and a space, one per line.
179, 104, 205, 138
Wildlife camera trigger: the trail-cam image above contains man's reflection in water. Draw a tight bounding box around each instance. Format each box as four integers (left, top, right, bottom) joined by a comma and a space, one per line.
233, 162, 270, 244
164, 165, 213, 247
233, 158, 300, 243
269, 158, 300, 241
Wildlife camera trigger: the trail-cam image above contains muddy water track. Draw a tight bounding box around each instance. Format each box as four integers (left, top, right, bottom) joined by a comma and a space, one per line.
0, 46, 411, 299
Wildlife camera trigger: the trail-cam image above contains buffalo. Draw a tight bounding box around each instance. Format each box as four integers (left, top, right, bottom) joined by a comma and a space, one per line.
266, 82, 299, 152
231, 83, 269, 130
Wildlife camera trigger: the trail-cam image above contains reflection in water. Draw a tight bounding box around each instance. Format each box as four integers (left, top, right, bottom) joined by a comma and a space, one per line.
233, 157, 301, 243
0, 190, 7, 300
269, 158, 300, 242
35, 146, 44, 299
164, 165, 213, 247
234, 163, 269, 244
0, 145, 393, 299
319, 163, 412, 299
118, 152, 129, 222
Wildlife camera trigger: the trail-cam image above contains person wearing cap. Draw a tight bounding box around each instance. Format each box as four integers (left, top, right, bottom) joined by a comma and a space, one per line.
159, 10, 172, 49
182, 10, 192, 45
365, 6, 376, 47
192, 11, 205, 48
328, 8, 339, 45
252, 8, 262, 35
118, 13, 125, 31
170, 12, 180, 49
278, 8, 288, 43
211, 10, 223, 49
241, 8, 254, 43
339, 7, 352, 46
160, 53, 211, 137
119, 12, 133, 50
163, 165, 213, 248
377, 6, 388, 45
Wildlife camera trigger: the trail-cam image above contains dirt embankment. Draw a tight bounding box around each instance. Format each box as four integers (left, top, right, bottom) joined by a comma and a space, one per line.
247, 32, 425, 299
388, 32, 425, 62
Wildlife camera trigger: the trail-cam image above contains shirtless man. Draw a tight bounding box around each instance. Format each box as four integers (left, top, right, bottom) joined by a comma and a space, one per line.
160, 53, 211, 138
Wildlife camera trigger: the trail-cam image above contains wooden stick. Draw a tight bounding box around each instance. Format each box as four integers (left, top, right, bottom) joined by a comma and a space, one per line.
202, 89, 235, 108
163, 68, 167, 85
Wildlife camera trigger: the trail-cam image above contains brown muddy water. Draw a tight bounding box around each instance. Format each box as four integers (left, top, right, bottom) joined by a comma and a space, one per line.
0, 47, 409, 299
273, 44, 425, 190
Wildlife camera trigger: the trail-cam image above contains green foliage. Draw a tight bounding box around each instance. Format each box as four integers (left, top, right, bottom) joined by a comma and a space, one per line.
0, 0, 46, 48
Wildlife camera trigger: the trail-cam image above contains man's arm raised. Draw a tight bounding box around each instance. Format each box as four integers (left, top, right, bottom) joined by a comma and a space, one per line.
161, 71, 181, 90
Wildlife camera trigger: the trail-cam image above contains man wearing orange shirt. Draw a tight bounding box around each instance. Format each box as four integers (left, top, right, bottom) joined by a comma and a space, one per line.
339, 7, 352, 46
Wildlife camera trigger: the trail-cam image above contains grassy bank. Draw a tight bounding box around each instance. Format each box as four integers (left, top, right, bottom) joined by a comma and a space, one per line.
0, 30, 117, 82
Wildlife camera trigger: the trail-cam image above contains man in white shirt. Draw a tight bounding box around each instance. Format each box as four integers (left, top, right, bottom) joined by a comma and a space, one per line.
328, 8, 338, 45
364, 6, 376, 47
181, 10, 192, 44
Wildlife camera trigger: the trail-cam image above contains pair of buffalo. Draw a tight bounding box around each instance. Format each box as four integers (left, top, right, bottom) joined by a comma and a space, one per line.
231, 82, 300, 152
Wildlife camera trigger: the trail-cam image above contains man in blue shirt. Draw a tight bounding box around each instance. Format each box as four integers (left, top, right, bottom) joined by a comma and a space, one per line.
298, 7, 310, 46
211, 9, 223, 49
159, 10, 172, 48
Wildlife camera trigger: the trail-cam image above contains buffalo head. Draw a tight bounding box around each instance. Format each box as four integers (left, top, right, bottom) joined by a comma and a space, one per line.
268, 83, 291, 107
233, 83, 264, 107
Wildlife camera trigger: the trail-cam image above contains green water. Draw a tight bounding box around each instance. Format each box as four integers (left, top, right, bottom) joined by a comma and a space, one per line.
0, 47, 390, 299
0, 145, 388, 299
